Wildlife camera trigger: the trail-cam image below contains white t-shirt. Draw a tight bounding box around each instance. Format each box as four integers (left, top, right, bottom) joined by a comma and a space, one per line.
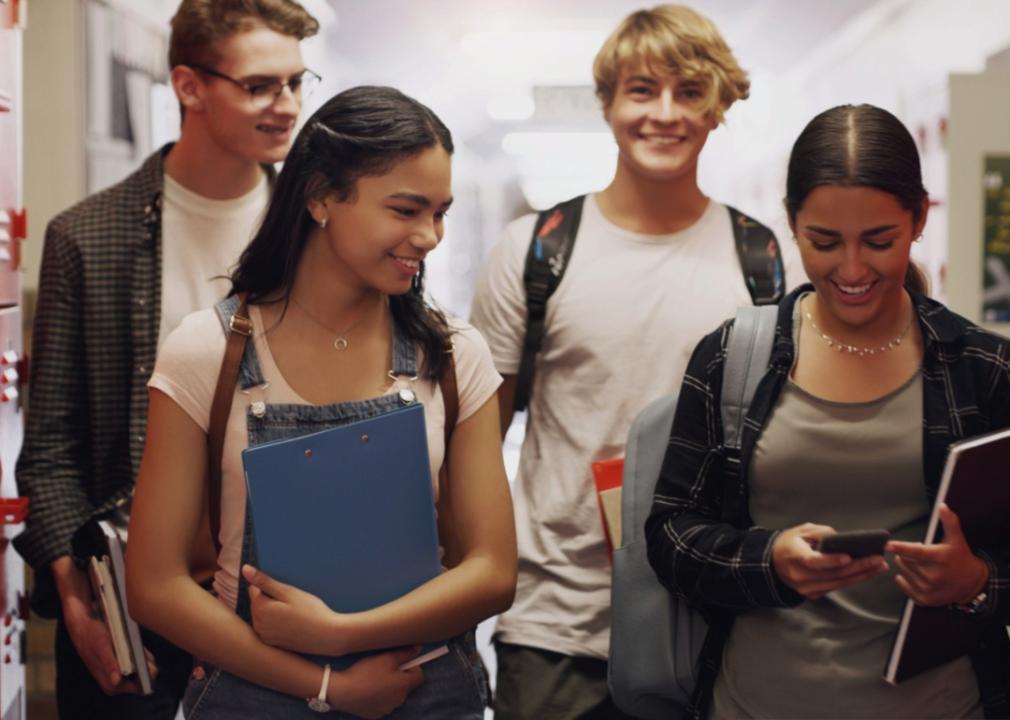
158, 173, 269, 348
149, 306, 502, 610
470, 193, 803, 659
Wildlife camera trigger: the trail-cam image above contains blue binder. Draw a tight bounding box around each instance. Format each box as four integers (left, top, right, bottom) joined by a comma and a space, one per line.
242, 402, 444, 667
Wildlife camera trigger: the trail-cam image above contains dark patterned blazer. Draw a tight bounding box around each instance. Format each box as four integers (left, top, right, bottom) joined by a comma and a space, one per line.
14, 144, 271, 616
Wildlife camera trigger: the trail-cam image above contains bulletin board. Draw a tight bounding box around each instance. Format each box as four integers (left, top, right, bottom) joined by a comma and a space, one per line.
982, 155, 1010, 322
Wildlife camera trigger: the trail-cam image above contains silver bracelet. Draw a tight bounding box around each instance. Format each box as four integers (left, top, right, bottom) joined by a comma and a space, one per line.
307, 663, 332, 712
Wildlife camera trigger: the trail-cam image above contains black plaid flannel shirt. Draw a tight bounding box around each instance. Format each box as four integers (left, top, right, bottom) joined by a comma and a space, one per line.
646, 285, 1010, 719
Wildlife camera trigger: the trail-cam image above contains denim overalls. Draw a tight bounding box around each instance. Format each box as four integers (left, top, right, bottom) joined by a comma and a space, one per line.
182, 296, 487, 719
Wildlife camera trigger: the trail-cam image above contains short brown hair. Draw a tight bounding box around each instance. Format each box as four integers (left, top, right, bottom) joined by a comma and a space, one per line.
169, 0, 319, 69
593, 5, 749, 123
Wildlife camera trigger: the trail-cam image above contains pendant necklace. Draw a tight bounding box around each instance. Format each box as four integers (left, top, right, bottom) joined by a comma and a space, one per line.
291, 295, 373, 351
804, 297, 913, 357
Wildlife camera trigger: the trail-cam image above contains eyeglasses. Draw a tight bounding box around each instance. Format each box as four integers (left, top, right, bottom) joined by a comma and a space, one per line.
191, 65, 322, 108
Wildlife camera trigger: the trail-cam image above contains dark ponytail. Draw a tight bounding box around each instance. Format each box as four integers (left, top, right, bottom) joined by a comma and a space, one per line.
229, 86, 455, 378
904, 262, 929, 296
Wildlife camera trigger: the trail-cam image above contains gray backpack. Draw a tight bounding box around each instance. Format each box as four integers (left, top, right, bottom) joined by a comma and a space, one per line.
609, 304, 778, 719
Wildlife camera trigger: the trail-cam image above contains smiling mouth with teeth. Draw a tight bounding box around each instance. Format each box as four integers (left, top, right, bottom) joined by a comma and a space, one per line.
835, 281, 874, 295
392, 255, 421, 269
642, 136, 684, 144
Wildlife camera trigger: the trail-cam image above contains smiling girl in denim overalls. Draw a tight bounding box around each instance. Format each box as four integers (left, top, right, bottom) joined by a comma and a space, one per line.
126, 86, 517, 719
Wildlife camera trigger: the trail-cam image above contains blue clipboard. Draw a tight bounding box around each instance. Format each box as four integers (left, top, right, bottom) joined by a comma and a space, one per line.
242, 402, 444, 667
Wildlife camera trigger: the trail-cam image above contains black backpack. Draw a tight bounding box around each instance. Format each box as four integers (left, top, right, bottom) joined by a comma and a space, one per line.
514, 194, 784, 411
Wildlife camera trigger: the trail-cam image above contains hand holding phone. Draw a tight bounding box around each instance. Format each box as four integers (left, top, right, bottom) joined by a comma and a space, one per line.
813, 529, 890, 558
773, 523, 890, 599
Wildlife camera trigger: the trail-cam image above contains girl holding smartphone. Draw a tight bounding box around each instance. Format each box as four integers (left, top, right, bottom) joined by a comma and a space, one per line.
647, 104, 1010, 719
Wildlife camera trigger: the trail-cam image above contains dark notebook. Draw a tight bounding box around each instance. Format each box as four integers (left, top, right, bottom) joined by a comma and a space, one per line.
242, 402, 447, 669
885, 425, 1010, 684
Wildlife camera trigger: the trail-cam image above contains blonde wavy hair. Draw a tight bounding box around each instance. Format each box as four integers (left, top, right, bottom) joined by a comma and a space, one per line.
593, 5, 750, 123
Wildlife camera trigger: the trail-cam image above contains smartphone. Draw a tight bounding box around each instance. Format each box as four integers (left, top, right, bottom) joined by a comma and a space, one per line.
813, 529, 890, 558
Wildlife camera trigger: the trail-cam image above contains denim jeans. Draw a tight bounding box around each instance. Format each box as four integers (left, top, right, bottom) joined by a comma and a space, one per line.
182, 633, 487, 719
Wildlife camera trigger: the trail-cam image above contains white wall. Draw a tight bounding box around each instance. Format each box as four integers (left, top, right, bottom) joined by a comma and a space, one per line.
702, 0, 1010, 310
22, 0, 87, 297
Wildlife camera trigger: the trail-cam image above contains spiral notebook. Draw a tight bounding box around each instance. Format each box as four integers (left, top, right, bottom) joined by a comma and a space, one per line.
884, 425, 1010, 684
242, 402, 447, 669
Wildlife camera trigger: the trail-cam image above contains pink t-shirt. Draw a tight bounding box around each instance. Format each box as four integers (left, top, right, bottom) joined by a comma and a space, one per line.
149, 304, 502, 609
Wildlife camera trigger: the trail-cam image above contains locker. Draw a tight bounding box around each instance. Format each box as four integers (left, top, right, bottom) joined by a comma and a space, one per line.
0, 1, 28, 716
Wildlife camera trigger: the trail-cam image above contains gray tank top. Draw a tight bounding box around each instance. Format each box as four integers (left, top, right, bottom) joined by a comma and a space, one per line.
709, 297, 981, 719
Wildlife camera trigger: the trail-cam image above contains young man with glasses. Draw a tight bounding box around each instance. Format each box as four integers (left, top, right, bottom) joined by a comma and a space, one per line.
15, 2, 318, 718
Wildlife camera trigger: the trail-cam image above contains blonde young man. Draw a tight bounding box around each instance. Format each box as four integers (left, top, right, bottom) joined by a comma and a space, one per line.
15, 2, 318, 717
472, 6, 798, 718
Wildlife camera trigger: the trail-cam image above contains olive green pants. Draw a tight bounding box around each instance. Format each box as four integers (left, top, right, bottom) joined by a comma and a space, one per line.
493, 641, 638, 720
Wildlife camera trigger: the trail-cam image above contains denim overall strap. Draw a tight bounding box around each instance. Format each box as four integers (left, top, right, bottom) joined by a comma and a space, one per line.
390, 316, 417, 378
228, 309, 419, 623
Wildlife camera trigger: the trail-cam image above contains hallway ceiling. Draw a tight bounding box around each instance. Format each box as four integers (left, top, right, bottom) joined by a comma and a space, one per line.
323, 0, 882, 138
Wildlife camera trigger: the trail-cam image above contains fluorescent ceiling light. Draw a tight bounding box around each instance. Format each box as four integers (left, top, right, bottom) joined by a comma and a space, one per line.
486, 95, 536, 122
460, 30, 605, 58
516, 154, 614, 180
501, 131, 616, 157
520, 178, 610, 211
458, 30, 606, 85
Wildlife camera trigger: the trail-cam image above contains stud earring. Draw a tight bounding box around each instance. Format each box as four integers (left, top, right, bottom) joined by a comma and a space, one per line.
318, 216, 328, 229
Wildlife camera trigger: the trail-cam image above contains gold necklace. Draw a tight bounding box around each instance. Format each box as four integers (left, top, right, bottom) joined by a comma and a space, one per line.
804, 297, 913, 357
291, 295, 373, 351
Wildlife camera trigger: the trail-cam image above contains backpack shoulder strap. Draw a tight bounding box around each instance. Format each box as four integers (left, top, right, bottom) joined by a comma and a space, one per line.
436, 346, 461, 567
720, 304, 778, 451
514, 194, 586, 412
727, 206, 785, 306
207, 295, 251, 555
439, 346, 459, 449
621, 393, 679, 549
